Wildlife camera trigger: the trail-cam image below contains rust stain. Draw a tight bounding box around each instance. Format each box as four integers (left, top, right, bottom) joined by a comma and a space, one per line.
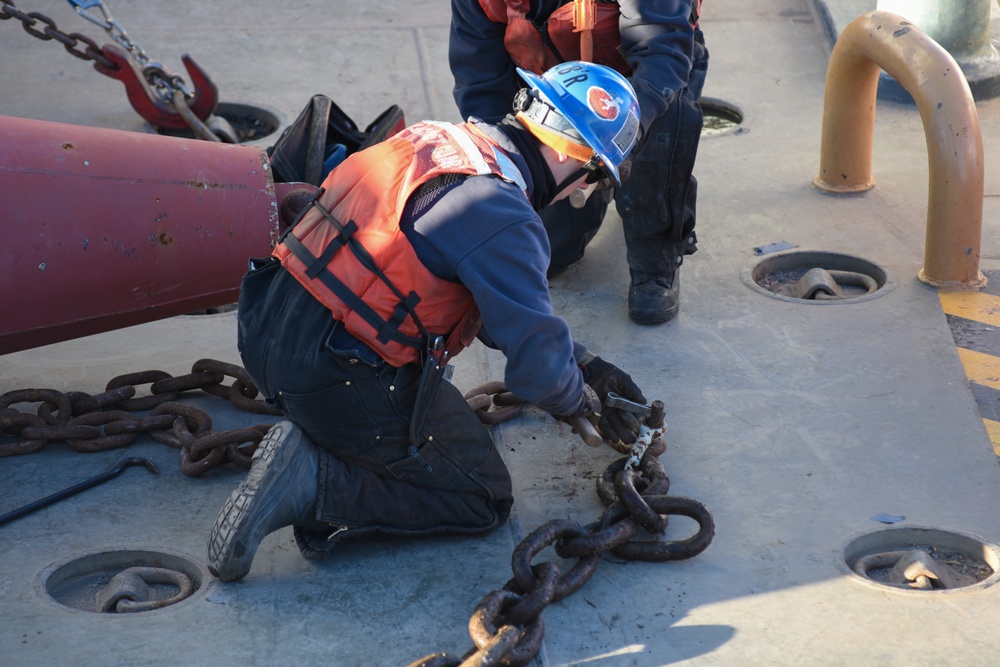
185, 181, 229, 190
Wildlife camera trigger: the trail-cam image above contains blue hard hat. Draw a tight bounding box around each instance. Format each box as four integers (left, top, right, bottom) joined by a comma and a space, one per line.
515, 61, 640, 185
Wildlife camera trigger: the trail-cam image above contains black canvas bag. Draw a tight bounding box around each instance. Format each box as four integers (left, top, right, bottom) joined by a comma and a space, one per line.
268, 95, 405, 186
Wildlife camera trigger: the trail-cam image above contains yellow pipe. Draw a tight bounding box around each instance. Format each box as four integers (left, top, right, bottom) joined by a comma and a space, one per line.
814, 11, 986, 290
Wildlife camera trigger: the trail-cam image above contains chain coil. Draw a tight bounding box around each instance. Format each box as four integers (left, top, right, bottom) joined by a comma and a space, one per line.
407, 439, 715, 667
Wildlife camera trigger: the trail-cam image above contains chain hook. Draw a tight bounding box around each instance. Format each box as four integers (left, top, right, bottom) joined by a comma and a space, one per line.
65, 0, 219, 132
93, 42, 218, 131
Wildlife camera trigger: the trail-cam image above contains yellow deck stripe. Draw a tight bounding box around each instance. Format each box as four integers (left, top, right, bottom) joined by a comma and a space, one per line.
939, 291, 1000, 328
982, 418, 1000, 456
955, 347, 1000, 392
939, 287, 1000, 457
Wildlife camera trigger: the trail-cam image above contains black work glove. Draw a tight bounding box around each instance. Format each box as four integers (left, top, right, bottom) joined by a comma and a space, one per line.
579, 354, 647, 445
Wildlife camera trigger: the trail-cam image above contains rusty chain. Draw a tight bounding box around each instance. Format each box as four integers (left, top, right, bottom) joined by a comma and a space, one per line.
407, 433, 715, 667
0, 359, 282, 476
464, 381, 526, 426
2, 356, 709, 665
0, 360, 525, 476
1, 0, 196, 109
0, 0, 117, 70
69, 0, 153, 69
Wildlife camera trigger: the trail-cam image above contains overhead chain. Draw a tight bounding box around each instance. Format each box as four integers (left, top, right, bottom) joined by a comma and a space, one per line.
1, 0, 194, 109
407, 416, 715, 667
0, 360, 524, 476
67, 0, 195, 100
69, 0, 151, 68
0, 0, 117, 69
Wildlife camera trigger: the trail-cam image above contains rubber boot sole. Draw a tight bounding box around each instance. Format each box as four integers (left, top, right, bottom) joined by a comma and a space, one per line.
208, 421, 305, 581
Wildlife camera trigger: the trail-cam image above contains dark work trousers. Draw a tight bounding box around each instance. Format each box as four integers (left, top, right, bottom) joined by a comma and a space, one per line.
542, 30, 710, 279
235, 258, 514, 547
542, 187, 614, 277
617, 29, 709, 278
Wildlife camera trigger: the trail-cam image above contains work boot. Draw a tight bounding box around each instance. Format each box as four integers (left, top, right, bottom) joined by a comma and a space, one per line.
628, 270, 680, 324
208, 421, 320, 581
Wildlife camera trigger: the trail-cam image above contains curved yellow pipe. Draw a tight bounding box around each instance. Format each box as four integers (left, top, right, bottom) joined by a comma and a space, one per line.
814, 11, 985, 290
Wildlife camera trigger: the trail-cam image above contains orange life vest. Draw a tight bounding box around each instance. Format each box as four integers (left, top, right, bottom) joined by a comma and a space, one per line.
273, 121, 529, 367
479, 0, 628, 75
477, 0, 702, 76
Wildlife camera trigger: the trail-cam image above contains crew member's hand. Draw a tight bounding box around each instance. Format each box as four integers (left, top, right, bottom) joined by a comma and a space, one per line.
553, 384, 601, 428
580, 355, 647, 444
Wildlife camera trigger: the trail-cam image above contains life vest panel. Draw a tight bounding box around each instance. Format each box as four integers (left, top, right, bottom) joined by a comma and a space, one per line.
478, 0, 702, 76
273, 121, 528, 366
480, 0, 628, 75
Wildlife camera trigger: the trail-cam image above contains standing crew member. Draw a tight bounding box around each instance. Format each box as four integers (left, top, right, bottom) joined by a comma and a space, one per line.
450, 0, 708, 324
208, 62, 650, 582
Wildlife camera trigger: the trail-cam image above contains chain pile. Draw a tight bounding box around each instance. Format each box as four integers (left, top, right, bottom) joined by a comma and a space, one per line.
0, 359, 529, 476
0, 359, 282, 475
407, 435, 714, 667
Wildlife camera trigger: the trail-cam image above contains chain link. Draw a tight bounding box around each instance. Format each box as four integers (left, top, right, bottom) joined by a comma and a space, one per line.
0, 362, 527, 474
464, 381, 526, 425
1, 0, 192, 100
0, 0, 116, 69
0, 359, 279, 473
0, 357, 711, 665
69, 0, 196, 99
406, 435, 716, 667
69, 0, 148, 66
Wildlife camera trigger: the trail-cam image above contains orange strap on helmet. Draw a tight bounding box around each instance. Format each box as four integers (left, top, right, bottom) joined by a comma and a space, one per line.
515, 110, 594, 163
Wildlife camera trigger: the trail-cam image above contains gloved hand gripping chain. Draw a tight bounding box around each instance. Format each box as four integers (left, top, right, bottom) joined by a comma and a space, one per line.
406, 395, 714, 667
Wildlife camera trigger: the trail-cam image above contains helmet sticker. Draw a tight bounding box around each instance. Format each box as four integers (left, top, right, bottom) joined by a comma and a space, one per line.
587, 87, 620, 121
612, 110, 640, 154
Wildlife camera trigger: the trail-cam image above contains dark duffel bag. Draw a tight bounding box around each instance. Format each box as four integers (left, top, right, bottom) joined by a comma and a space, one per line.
268, 94, 405, 186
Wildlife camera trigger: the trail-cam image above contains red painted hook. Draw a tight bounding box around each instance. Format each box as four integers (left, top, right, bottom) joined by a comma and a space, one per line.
93, 43, 219, 130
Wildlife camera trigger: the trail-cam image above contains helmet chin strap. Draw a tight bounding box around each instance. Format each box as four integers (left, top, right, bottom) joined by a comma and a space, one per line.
549, 166, 589, 207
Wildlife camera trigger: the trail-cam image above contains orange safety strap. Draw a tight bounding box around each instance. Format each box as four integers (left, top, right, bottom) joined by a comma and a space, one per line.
572, 0, 596, 62
515, 111, 594, 163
